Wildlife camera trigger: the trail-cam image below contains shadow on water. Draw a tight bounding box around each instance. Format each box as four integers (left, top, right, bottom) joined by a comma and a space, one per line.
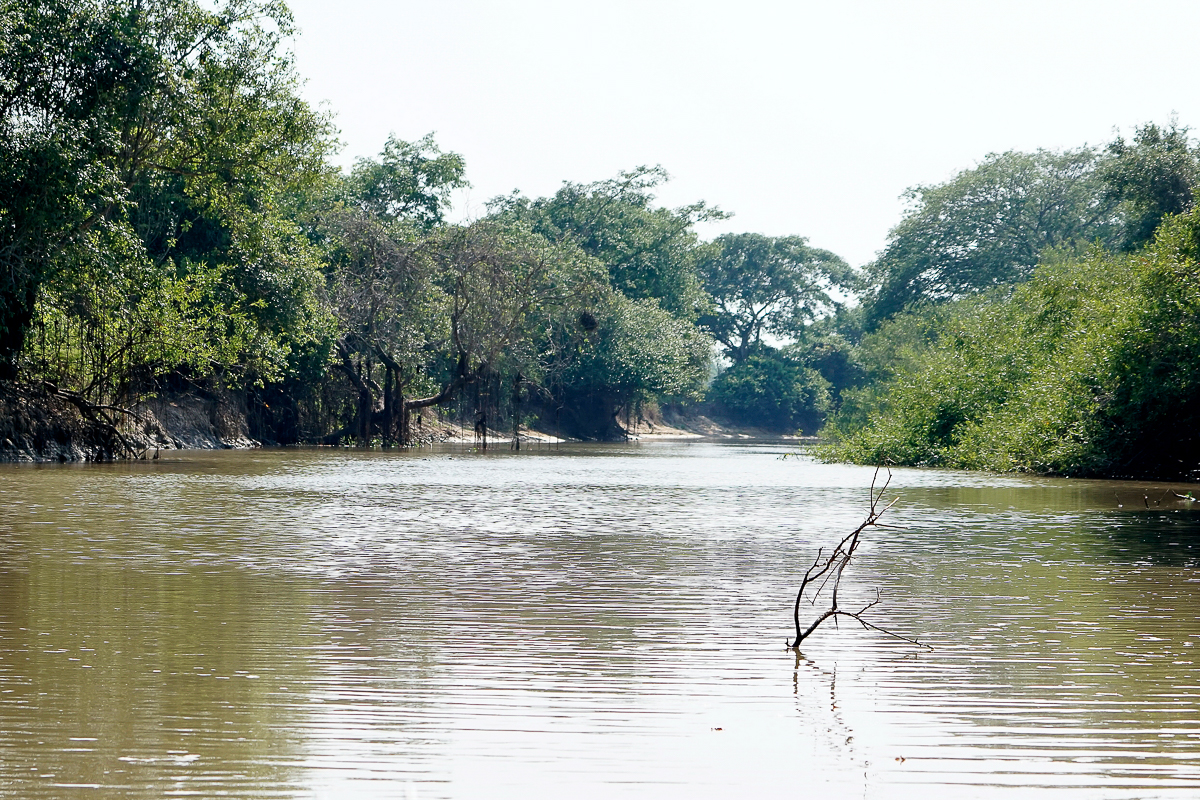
1098, 508, 1200, 566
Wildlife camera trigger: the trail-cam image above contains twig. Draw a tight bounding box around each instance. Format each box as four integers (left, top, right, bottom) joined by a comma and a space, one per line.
787, 467, 929, 650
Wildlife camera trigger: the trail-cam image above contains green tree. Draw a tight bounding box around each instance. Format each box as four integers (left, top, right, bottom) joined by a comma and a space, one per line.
1089, 207, 1200, 475
1, 0, 336, 392
342, 133, 467, 228
483, 166, 723, 438
708, 349, 829, 434
552, 294, 714, 439
863, 148, 1118, 327
312, 134, 470, 443
317, 206, 610, 444
489, 166, 724, 318
697, 232, 850, 364
320, 209, 445, 443
822, 208, 1200, 479
1101, 121, 1199, 251
0, 0, 130, 377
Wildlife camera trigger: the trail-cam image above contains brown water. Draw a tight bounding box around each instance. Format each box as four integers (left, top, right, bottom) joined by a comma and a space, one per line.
1, 442, 1200, 799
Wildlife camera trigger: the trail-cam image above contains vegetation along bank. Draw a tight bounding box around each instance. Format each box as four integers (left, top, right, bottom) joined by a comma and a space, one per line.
3, 0, 1199, 479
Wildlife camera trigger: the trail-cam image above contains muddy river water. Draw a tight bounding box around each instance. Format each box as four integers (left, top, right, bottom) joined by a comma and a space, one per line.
2, 441, 1200, 798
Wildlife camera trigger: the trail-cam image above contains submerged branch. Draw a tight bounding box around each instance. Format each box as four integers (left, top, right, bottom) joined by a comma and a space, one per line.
787, 467, 928, 650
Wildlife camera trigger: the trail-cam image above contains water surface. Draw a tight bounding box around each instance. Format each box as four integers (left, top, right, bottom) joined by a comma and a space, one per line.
1, 442, 1199, 798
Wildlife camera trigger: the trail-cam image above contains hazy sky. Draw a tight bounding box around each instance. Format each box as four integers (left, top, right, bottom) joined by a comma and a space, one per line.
284, 0, 1200, 267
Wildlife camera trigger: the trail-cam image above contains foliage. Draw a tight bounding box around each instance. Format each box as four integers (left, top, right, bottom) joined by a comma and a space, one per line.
1089, 207, 1200, 475
1101, 121, 1199, 251
697, 233, 851, 364
312, 135, 620, 443
488, 166, 724, 319
822, 204, 1200, 478
553, 294, 714, 439
427, 219, 603, 386
792, 330, 866, 408
18, 0, 1200, 464
28, 257, 264, 394
0, 0, 130, 376
0, 0, 336, 400
708, 349, 829, 434
480, 166, 727, 437
863, 148, 1119, 327
342, 133, 467, 228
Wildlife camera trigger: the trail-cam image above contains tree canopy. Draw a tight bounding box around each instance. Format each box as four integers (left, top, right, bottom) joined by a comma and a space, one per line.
342, 133, 468, 228
1, 0, 335, 393
488, 166, 725, 319
1101, 121, 1198, 251
825, 176, 1200, 478
698, 232, 851, 364
862, 148, 1118, 327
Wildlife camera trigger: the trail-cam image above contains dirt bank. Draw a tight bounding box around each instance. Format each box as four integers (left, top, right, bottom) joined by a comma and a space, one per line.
0, 389, 799, 463
0, 388, 256, 463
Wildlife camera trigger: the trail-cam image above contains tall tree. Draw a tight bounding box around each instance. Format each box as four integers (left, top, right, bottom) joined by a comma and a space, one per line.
0, 0, 335, 384
1101, 121, 1199, 251
488, 166, 725, 318
316, 134, 468, 442
863, 148, 1118, 327
697, 233, 850, 364
342, 133, 468, 228
550, 294, 714, 439
0, 0, 130, 377
321, 209, 444, 443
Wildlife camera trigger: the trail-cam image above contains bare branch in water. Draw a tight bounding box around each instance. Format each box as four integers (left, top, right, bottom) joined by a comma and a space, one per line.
788, 467, 929, 650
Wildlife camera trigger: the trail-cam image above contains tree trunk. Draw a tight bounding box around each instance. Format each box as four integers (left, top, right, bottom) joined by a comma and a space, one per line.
383, 365, 394, 448
0, 280, 37, 381
335, 344, 376, 446
511, 372, 521, 451
358, 360, 372, 445
399, 391, 410, 445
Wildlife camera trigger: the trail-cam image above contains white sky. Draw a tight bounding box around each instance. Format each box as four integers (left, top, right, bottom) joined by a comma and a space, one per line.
284, 0, 1200, 267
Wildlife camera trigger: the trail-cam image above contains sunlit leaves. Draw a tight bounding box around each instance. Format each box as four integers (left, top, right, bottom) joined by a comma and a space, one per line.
489, 165, 725, 319
864, 148, 1119, 327
344, 134, 467, 228
708, 350, 830, 434
1100, 121, 1199, 250
2, 0, 336, 395
698, 232, 851, 363
823, 209, 1200, 478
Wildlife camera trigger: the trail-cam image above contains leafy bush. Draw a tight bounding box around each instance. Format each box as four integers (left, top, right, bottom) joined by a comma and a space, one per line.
554, 295, 714, 439
819, 220, 1200, 476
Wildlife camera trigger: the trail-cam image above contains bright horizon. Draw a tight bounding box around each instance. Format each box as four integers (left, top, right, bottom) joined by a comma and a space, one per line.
285, 0, 1200, 268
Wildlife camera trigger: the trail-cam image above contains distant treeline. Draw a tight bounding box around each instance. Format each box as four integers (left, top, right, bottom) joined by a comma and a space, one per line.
0, 0, 850, 449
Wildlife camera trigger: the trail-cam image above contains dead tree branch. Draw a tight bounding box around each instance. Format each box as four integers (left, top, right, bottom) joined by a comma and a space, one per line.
788, 467, 929, 650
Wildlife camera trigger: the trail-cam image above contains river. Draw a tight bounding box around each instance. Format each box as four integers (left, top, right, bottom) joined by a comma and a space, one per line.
1, 441, 1199, 798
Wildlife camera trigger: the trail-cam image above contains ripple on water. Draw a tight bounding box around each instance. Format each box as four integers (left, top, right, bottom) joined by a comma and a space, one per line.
0, 443, 1199, 798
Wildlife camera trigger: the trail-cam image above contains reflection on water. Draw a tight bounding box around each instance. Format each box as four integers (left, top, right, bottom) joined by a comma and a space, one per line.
1, 443, 1200, 798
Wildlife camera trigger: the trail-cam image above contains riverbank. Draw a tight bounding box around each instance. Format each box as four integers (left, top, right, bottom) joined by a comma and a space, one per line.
430, 406, 806, 448
0, 386, 804, 462
0, 387, 255, 463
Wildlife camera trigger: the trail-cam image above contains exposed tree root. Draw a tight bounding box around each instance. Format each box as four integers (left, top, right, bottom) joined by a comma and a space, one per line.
0, 380, 172, 461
